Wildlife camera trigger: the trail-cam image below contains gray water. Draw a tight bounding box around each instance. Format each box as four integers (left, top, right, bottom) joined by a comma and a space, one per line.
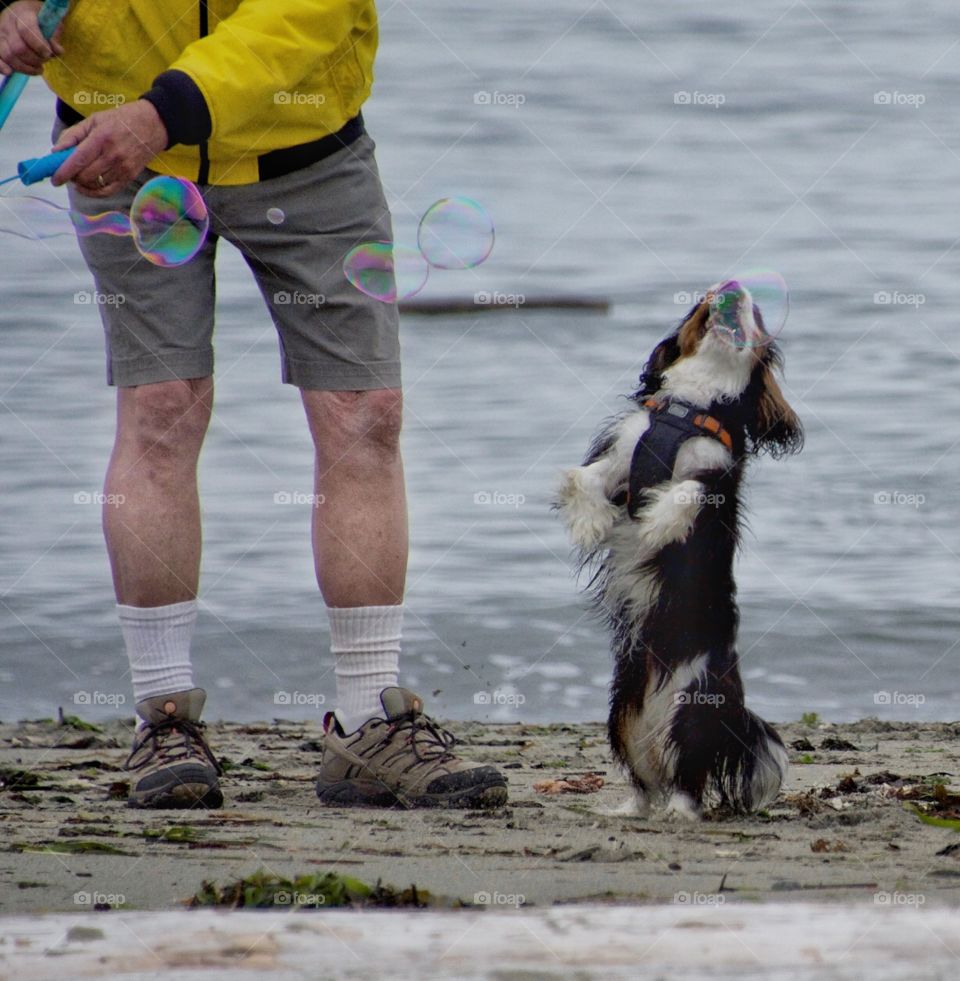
1, 0, 958, 724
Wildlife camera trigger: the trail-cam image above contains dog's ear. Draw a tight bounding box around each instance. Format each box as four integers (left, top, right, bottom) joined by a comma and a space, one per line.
747, 361, 804, 457
636, 300, 710, 396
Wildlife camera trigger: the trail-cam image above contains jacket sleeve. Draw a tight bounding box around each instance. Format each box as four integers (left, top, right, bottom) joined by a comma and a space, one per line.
156, 0, 364, 144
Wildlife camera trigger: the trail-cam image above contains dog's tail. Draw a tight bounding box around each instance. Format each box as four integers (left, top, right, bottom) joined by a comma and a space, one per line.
714, 709, 788, 812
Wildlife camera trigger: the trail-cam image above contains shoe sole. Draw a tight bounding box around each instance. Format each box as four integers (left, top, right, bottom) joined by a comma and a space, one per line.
316, 775, 508, 809
127, 782, 224, 810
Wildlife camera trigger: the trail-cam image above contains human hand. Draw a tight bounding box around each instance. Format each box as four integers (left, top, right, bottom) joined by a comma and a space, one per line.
0, 0, 64, 76
51, 100, 169, 197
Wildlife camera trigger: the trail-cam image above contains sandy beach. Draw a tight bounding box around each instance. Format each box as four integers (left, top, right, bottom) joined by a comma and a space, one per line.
0, 715, 958, 914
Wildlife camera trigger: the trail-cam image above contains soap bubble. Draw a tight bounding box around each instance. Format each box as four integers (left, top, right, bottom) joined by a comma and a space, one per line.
708, 270, 788, 348
267, 207, 286, 225
342, 242, 429, 303
417, 197, 495, 269
129, 176, 209, 267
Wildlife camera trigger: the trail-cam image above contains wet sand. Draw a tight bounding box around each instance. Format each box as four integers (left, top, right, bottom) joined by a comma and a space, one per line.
1, 715, 958, 915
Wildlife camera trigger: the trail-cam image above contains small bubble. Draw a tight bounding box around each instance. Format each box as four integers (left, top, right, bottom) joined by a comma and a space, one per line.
267, 207, 285, 225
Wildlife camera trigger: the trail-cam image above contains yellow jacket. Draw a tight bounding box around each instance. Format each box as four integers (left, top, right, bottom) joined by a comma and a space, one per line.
44, 0, 379, 185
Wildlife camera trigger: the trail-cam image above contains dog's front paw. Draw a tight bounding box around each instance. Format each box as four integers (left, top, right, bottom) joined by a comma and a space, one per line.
556, 468, 618, 551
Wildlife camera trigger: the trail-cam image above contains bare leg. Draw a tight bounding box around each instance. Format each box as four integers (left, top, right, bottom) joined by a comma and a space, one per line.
103, 378, 213, 606
300, 388, 407, 606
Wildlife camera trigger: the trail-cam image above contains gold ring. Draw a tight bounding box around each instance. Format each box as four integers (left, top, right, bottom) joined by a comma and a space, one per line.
97, 174, 106, 188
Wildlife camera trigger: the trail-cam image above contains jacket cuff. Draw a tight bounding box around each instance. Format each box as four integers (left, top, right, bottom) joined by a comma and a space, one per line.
140, 69, 212, 148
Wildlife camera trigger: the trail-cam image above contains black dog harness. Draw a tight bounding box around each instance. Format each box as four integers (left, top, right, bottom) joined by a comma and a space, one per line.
626, 397, 736, 516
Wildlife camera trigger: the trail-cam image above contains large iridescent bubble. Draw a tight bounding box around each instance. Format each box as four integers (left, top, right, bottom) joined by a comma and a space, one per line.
342, 242, 430, 302
0, 175, 209, 267
707, 269, 789, 349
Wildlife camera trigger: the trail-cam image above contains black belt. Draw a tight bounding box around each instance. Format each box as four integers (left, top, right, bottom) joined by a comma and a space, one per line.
55, 99, 364, 183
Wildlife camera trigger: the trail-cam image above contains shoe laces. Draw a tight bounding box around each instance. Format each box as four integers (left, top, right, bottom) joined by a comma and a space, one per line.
125, 716, 222, 774
374, 711, 457, 765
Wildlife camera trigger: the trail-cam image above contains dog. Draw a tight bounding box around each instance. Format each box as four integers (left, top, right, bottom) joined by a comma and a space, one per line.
556, 280, 803, 818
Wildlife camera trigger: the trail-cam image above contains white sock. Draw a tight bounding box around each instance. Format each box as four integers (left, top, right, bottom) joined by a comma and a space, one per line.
329, 604, 402, 733
118, 600, 197, 706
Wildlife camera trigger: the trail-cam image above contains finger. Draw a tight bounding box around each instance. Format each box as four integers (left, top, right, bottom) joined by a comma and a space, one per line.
0, 57, 10, 76
16, 21, 54, 61
52, 119, 93, 153
51, 141, 103, 187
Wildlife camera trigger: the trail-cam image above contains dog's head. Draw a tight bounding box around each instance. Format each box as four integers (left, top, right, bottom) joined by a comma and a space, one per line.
635, 280, 803, 457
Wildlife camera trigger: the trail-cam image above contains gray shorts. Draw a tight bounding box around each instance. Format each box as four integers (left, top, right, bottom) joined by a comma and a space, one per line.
66, 132, 401, 390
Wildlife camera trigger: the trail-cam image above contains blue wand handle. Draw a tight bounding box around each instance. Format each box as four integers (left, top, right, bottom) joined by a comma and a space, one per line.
17, 146, 75, 185
0, 0, 72, 131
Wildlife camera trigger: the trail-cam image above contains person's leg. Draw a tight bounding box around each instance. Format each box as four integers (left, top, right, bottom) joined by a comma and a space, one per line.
105, 377, 212, 699
301, 387, 406, 734
102, 377, 223, 809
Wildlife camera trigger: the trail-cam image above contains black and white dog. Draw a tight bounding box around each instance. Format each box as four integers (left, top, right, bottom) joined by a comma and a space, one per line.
556, 281, 803, 818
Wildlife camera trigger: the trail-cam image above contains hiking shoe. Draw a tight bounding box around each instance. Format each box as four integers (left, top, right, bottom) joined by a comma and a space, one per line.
316, 687, 508, 809
124, 688, 223, 809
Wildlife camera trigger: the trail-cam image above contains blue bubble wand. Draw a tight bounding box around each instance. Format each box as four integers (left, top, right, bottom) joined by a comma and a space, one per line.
0, 0, 71, 132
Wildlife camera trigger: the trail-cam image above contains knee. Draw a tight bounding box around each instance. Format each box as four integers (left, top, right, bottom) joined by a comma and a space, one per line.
119, 379, 212, 462
307, 388, 403, 465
